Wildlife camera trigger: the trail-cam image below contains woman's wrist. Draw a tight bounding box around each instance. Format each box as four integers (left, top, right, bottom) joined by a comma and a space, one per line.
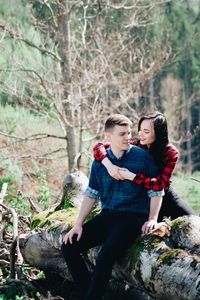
128, 172, 136, 181
102, 157, 112, 169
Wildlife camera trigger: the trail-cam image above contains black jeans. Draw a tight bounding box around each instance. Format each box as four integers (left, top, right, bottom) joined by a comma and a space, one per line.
61, 210, 147, 300
158, 186, 197, 222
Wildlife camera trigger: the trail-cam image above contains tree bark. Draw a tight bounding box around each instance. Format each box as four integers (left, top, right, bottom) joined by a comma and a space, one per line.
57, 0, 77, 172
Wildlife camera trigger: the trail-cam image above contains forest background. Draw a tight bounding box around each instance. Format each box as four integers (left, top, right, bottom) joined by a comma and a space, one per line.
0, 0, 200, 225
1, 0, 200, 299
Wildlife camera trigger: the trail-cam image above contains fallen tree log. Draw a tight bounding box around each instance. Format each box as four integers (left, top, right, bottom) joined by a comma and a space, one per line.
19, 171, 200, 300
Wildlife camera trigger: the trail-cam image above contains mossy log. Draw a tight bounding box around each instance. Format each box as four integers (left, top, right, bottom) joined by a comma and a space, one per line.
19, 171, 200, 300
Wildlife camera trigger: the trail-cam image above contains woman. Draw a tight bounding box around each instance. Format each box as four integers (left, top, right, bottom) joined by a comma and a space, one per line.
93, 112, 196, 222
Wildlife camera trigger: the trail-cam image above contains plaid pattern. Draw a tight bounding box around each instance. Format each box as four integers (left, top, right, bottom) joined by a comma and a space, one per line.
86, 146, 163, 214
93, 142, 179, 191
84, 186, 101, 201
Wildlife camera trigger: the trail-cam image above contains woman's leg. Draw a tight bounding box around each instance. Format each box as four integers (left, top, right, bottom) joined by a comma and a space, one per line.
158, 186, 197, 222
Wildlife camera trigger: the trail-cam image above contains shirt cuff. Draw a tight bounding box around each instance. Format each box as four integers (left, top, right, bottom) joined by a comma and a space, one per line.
84, 186, 101, 201
147, 189, 165, 198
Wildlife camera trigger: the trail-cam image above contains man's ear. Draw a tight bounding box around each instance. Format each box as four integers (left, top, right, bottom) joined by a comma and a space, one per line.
104, 131, 111, 142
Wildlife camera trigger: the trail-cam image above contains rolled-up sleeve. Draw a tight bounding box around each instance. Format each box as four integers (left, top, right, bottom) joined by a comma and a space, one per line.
147, 189, 165, 198
84, 186, 101, 201
84, 160, 101, 201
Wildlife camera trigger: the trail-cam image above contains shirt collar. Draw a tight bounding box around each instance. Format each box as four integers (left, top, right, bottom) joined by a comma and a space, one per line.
107, 145, 132, 160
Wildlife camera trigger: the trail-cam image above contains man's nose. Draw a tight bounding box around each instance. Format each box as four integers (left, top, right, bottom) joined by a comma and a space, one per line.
125, 133, 131, 140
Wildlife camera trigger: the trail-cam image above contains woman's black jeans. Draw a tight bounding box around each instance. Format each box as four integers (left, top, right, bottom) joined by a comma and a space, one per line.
158, 186, 197, 222
61, 210, 147, 300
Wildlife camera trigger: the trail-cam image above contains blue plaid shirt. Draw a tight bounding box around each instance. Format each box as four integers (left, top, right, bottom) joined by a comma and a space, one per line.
84, 145, 164, 215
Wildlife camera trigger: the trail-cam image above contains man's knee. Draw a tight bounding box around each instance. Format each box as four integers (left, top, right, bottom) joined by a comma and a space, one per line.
96, 247, 118, 268
61, 241, 76, 258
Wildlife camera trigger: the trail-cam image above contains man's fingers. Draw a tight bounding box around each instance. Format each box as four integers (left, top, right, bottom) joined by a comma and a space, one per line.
63, 234, 69, 244
77, 231, 82, 241
69, 233, 73, 244
63, 231, 74, 244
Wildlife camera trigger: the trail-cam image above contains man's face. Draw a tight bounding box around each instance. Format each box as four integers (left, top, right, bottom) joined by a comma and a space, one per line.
106, 125, 132, 151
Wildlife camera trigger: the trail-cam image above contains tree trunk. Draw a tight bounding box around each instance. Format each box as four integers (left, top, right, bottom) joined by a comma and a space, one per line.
19, 172, 200, 300
57, 0, 77, 172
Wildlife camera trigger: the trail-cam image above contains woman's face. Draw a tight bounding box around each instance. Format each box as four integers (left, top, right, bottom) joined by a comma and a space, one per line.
138, 119, 156, 147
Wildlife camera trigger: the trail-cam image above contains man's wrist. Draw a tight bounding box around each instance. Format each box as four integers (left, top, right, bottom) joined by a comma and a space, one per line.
75, 220, 84, 226
148, 216, 158, 221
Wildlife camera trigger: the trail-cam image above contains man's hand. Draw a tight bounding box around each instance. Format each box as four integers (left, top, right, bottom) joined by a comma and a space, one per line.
141, 219, 158, 234
63, 224, 83, 244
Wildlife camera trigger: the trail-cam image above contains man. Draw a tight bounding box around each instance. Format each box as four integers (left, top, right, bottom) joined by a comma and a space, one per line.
61, 114, 163, 300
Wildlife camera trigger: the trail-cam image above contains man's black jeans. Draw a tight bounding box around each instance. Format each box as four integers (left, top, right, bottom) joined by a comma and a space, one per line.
61, 209, 147, 300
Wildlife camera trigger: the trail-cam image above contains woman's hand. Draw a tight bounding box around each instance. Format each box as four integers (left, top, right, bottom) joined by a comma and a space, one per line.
102, 157, 136, 181
118, 168, 136, 181
107, 164, 125, 180
102, 157, 124, 180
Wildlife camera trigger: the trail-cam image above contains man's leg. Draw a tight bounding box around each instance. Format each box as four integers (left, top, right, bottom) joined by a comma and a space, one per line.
84, 212, 146, 300
61, 211, 110, 297
158, 186, 197, 222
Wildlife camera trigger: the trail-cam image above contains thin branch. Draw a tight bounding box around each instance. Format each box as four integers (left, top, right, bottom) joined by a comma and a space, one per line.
0, 131, 66, 147
0, 22, 61, 61
10, 238, 17, 279
0, 259, 10, 266
26, 196, 42, 213
191, 177, 200, 183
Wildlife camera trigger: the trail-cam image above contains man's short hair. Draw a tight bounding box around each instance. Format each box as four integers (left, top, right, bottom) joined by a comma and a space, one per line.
104, 114, 132, 131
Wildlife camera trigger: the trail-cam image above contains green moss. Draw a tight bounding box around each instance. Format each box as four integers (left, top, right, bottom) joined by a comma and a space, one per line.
157, 249, 186, 266
150, 248, 187, 280
131, 235, 162, 265
171, 218, 185, 230
144, 236, 162, 253
47, 208, 79, 230
31, 207, 79, 230
31, 204, 100, 233
131, 236, 145, 264
31, 208, 55, 229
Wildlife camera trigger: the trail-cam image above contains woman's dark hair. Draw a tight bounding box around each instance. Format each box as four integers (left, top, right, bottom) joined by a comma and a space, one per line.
138, 112, 169, 170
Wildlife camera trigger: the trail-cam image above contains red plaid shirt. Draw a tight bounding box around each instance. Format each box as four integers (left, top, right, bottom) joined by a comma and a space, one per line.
93, 141, 179, 191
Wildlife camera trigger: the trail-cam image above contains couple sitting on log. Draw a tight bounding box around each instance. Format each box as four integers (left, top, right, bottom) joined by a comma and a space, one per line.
61, 112, 196, 300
